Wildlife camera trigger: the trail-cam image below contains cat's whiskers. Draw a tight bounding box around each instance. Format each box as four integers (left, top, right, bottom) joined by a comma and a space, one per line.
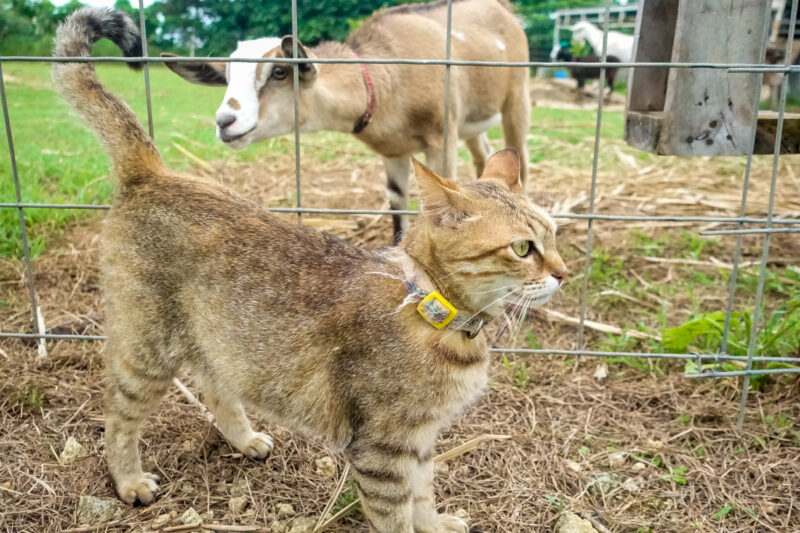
442, 286, 522, 342
470, 284, 518, 296
553, 289, 565, 312
512, 294, 534, 342
494, 308, 516, 344
498, 291, 528, 344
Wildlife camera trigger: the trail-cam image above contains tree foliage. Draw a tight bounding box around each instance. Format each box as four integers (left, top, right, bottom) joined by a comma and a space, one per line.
1, 0, 628, 59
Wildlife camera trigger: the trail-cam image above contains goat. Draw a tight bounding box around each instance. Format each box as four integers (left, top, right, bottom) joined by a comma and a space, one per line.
555, 47, 620, 100
550, 20, 634, 64
163, 0, 530, 243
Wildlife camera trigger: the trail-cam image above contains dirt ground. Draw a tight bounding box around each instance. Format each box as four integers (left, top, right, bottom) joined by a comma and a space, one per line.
2, 109, 800, 532
530, 77, 627, 110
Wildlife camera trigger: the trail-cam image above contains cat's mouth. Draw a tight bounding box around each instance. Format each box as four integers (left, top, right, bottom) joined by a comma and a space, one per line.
520, 286, 559, 308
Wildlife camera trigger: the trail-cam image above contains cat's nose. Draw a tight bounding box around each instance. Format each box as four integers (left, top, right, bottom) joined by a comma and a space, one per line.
551, 268, 567, 284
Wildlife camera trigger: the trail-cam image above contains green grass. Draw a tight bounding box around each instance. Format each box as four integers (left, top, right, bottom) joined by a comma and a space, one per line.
2, 63, 231, 256
1, 62, 627, 257
1, 62, 355, 256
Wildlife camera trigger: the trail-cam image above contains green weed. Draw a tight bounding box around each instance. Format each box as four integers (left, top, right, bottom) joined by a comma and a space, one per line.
9, 382, 45, 410
659, 464, 688, 485
501, 355, 530, 390
332, 484, 359, 515
666, 269, 800, 383
542, 494, 564, 510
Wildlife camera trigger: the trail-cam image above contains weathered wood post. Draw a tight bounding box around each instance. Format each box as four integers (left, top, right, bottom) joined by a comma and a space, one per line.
626, 0, 774, 156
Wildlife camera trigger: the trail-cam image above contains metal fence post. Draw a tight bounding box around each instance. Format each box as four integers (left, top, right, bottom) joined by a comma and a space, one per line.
736, 0, 799, 430
576, 0, 613, 360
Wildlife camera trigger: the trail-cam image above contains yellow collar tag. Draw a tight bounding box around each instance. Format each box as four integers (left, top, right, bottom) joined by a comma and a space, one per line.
416, 291, 458, 329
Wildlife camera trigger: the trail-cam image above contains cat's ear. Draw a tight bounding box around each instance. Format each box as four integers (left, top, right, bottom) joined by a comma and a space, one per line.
411, 157, 471, 227
480, 148, 523, 193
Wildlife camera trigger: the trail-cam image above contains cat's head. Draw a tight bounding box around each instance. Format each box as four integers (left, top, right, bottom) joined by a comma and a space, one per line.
402, 150, 566, 320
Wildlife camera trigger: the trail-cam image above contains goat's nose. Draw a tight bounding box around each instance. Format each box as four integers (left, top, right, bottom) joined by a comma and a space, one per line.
551, 268, 568, 284
216, 113, 236, 130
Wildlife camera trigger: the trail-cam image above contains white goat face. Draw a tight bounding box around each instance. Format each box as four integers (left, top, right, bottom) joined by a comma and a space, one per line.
162, 36, 319, 150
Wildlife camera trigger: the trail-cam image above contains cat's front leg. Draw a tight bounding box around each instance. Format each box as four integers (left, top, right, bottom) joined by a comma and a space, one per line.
346, 439, 416, 533
412, 456, 468, 533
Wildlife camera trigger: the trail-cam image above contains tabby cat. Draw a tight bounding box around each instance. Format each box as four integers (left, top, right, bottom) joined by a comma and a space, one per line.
53, 8, 566, 533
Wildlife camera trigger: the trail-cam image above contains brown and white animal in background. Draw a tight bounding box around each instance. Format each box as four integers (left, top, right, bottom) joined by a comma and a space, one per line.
764, 47, 786, 110
163, 0, 531, 242
54, 7, 565, 532
549, 20, 634, 64
555, 47, 620, 101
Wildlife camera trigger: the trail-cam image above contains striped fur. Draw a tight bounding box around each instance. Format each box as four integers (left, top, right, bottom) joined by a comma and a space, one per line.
52, 9, 565, 532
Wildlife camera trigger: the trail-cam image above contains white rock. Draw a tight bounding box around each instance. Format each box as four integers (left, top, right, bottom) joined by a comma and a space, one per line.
587, 473, 620, 497
592, 363, 608, 380
270, 520, 288, 533
181, 507, 202, 525
315, 456, 337, 478
276, 503, 296, 518
608, 451, 627, 468
633, 462, 646, 471
229, 495, 249, 514
565, 459, 582, 473
288, 517, 316, 533
60, 436, 86, 465
621, 477, 640, 493
153, 512, 174, 527
76, 495, 119, 524
231, 477, 250, 498
554, 512, 598, 533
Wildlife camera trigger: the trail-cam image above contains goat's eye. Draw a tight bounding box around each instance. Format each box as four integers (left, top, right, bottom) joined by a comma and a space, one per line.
271, 66, 288, 80
511, 240, 535, 258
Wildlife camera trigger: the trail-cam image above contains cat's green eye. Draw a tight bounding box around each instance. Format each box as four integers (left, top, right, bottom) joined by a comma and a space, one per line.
511, 240, 534, 258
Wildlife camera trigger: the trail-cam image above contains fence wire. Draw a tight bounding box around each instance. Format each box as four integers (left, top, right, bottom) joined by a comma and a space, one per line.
1, 0, 799, 428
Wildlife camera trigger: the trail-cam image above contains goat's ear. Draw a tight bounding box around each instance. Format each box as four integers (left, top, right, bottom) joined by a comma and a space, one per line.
411, 157, 472, 227
280, 36, 318, 81
479, 148, 523, 194
161, 53, 227, 86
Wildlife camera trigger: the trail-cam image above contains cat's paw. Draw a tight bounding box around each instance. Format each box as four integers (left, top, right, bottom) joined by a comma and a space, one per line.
115, 472, 160, 505
416, 513, 468, 533
241, 432, 273, 460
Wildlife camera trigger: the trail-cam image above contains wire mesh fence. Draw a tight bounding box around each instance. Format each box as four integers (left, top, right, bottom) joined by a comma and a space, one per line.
1, 0, 799, 430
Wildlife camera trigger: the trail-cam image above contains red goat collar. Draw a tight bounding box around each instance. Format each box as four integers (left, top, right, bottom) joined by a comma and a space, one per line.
352, 53, 375, 134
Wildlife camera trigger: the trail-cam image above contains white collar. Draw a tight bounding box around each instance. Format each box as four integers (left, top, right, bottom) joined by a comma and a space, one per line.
383, 249, 487, 339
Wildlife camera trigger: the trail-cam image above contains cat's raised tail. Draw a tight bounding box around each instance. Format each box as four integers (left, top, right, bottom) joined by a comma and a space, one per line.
52, 7, 164, 184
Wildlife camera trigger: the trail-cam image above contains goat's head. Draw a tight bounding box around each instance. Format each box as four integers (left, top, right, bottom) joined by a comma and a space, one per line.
162, 36, 319, 149
555, 48, 572, 62
568, 21, 596, 46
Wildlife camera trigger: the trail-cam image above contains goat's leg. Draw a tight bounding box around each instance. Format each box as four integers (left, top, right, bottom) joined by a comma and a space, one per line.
502, 77, 531, 185
771, 82, 781, 111
465, 133, 492, 177
604, 76, 615, 103
383, 156, 411, 244
425, 127, 459, 182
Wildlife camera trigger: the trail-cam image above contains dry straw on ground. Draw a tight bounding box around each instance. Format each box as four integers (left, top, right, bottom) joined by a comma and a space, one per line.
2, 91, 799, 531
